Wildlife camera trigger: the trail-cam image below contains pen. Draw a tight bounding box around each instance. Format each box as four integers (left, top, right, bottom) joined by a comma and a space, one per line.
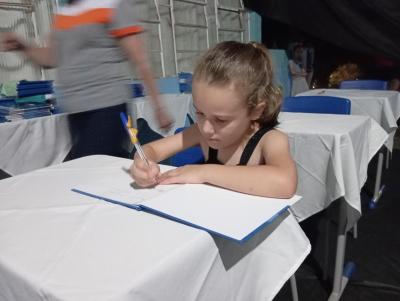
120, 112, 150, 167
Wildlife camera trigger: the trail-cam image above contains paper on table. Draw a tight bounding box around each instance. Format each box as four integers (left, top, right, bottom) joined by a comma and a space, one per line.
73, 165, 180, 205
141, 184, 301, 242
73, 165, 301, 242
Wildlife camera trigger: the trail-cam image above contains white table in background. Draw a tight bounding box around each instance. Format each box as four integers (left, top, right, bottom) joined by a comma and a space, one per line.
298, 89, 400, 150
278, 112, 388, 301
0, 155, 310, 301
279, 112, 387, 225
127, 94, 195, 137
0, 93, 194, 177
0, 113, 72, 176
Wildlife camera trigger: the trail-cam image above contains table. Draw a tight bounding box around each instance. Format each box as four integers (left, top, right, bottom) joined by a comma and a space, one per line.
279, 112, 387, 226
0, 94, 194, 176
127, 94, 195, 137
0, 155, 311, 301
298, 89, 400, 150
278, 112, 388, 301
0, 113, 72, 176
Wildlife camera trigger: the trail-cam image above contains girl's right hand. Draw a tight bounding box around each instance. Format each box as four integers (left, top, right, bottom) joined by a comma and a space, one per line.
130, 156, 160, 187
0, 33, 26, 52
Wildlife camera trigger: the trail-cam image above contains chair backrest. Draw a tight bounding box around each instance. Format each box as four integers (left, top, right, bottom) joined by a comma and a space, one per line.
170, 127, 205, 167
158, 77, 180, 94
178, 72, 192, 93
282, 96, 351, 115
339, 80, 388, 90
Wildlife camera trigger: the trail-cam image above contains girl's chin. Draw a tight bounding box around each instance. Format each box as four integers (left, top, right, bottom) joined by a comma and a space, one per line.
206, 139, 221, 149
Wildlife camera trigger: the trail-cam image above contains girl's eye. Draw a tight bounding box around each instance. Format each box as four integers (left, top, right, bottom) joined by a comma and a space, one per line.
215, 118, 227, 123
196, 111, 204, 116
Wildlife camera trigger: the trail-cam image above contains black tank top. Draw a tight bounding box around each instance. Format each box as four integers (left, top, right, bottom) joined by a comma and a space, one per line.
206, 126, 274, 166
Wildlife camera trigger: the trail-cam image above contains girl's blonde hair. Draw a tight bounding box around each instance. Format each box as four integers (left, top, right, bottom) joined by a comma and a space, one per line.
193, 41, 282, 127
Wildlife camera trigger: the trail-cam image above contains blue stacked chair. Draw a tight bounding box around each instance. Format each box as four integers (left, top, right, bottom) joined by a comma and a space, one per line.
170, 127, 204, 167
178, 72, 192, 93
157, 77, 180, 94
339, 80, 388, 90
282, 96, 351, 115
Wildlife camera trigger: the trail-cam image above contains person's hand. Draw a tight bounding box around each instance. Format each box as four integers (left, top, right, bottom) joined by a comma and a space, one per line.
0, 33, 26, 52
158, 165, 206, 185
155, 107, 174, 131
130, 156, 160, 187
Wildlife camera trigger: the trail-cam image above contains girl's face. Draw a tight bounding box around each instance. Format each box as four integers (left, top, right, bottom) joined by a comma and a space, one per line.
192, 80, 259, 150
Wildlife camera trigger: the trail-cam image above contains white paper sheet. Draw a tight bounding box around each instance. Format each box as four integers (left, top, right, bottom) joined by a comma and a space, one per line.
73, 165, 301, 242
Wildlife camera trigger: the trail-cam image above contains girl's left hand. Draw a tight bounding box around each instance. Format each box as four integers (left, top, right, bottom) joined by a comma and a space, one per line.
158, 165, 206, 185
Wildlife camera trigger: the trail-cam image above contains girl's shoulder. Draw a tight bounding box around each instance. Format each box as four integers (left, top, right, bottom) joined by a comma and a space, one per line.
260, 128, 290, 151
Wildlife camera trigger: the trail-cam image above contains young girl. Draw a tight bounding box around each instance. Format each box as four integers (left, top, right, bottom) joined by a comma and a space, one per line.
131, 41, 297, 199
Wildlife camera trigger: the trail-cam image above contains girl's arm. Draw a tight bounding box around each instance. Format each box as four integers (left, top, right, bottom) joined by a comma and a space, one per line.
130, 124, 202, 187
159, 130, 297, 199
142, 124, 202, 162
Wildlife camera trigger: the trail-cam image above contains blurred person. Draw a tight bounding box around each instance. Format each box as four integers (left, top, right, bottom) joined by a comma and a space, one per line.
1, 0, 173, 159
289, 44, 309, 96
389, 78, 400, 91
301, 42, 314, 86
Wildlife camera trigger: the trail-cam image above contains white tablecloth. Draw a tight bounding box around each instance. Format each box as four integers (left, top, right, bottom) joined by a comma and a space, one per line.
298, 89, 400, 150
127, 94, 195, 137
0, 155, 310, 301
278, 113, 388, 228
0, 114, 72, 176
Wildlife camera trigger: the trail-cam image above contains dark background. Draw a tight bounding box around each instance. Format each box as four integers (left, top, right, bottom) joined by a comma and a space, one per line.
244, 0, 400, 87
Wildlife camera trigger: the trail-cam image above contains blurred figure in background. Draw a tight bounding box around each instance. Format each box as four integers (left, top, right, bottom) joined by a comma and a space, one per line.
302, 42, 315, 86
389, 78, 400, 91
289, 44, 309, 96
1, 0, 172, 159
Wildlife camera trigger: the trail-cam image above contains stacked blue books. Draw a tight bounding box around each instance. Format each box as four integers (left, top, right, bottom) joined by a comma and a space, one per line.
0, 99, 54, 122
17, 80, 54, 98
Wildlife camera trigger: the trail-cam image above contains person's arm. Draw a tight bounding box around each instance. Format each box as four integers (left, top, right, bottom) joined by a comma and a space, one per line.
0, 32, 56, 68
119, 34, 173, 129
289, 60, 307, 77
130, 124, 202, 187
159, 130, 297, 199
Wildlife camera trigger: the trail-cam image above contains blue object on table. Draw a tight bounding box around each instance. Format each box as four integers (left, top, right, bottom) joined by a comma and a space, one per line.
178, 72, 192, 93
17, 83, 53, 90
19, 80, 53, 85
158, 77, 180, 94
17, 88, 54, 98
131, 81, 144, 98
17, 80, 54, 97
0, 99, 53, 120
339, 80, 388, 90
282, 96, 351, 115
170, 127, 204, 167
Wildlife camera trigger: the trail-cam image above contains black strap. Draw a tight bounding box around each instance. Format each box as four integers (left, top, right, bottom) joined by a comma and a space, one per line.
206, 126, 273, 166
207, 147, 222, 164
238, 126, 273, 166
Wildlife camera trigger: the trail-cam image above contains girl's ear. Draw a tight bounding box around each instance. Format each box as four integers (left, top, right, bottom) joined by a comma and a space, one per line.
249, 101, 266, 121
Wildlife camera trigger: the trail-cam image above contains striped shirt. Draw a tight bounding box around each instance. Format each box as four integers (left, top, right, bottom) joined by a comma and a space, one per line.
53, 0, 143, 113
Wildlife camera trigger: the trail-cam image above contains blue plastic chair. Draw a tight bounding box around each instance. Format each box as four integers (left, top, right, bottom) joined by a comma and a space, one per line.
339, 80, 388, 90
157, 77, 180, 94
282, 96, 351, 115
178, 72, 192, 93
170, 127, 204, 167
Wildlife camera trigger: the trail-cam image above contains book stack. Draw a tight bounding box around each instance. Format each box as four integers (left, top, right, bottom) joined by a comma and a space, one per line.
17, 80, 54, 98
0, 99, 54, 122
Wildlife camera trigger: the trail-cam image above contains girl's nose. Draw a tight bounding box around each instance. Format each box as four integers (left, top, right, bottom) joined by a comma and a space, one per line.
202, 119, 215, 136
